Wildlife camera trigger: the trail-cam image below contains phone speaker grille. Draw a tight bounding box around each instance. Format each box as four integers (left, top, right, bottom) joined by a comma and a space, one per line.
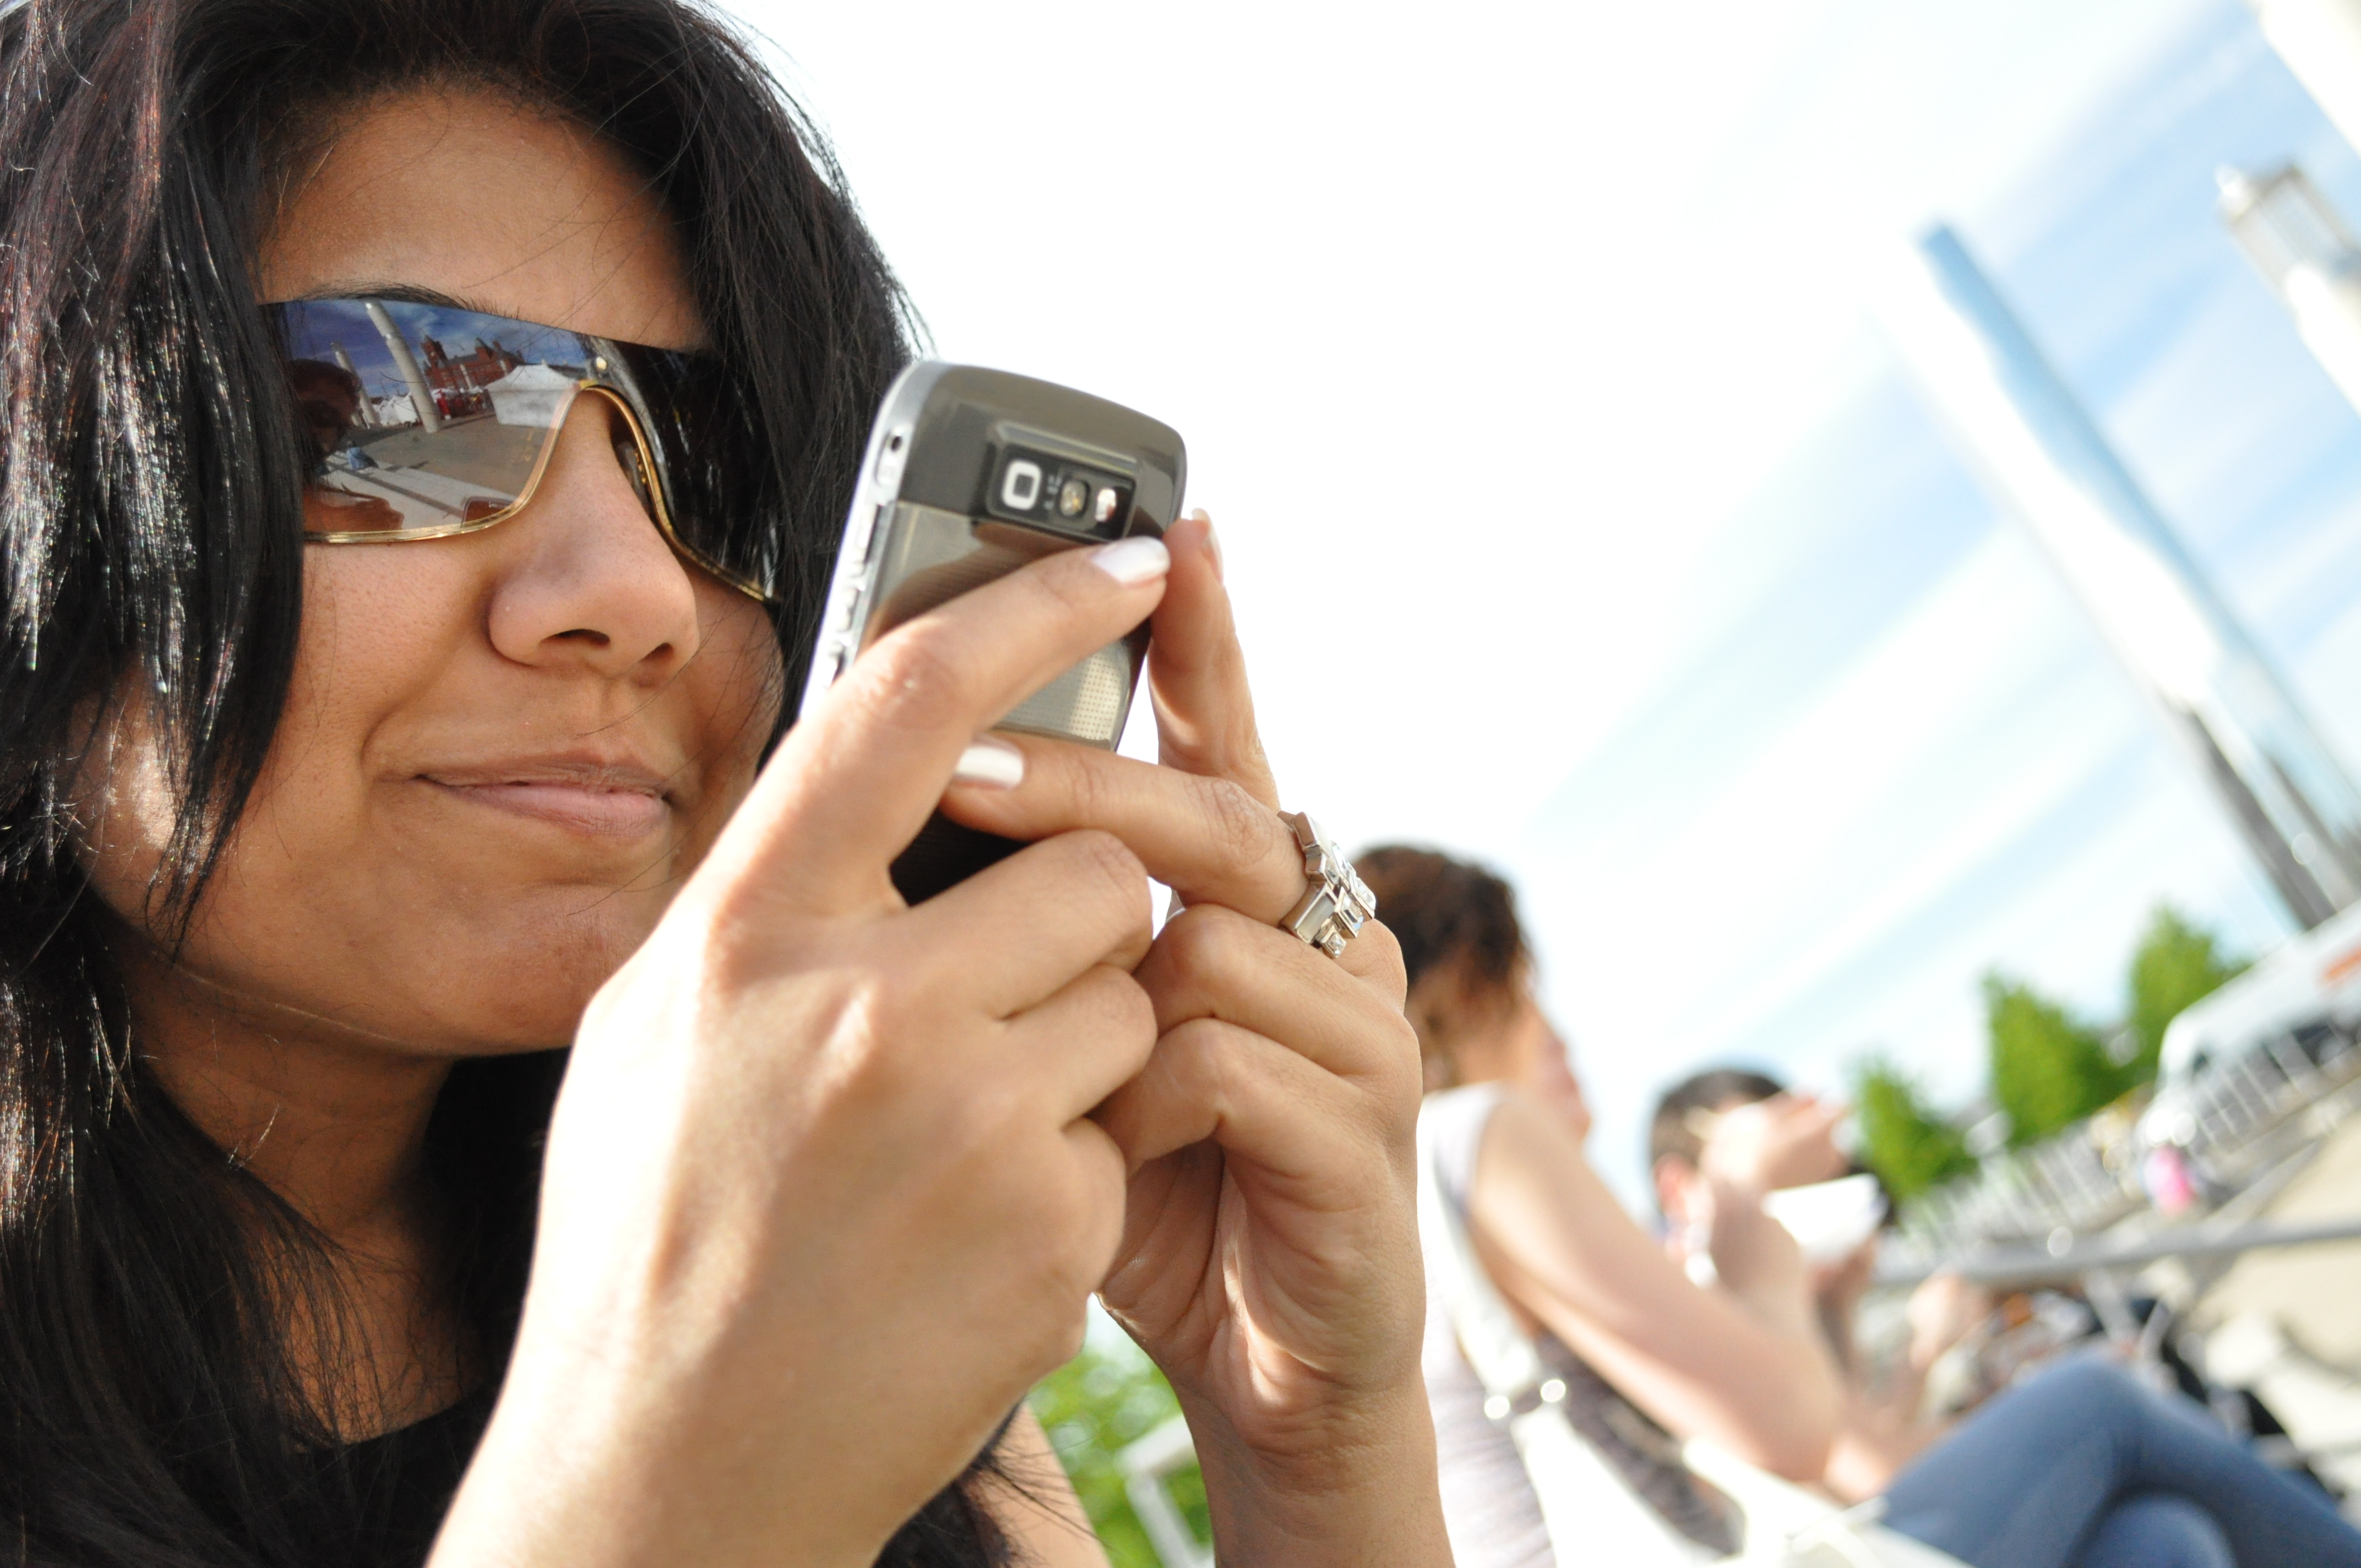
1002, 643, 1131, 747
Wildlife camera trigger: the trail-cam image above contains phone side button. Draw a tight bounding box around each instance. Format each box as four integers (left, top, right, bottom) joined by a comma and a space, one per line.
830, 589, 861, 633
842, 501, 884, 568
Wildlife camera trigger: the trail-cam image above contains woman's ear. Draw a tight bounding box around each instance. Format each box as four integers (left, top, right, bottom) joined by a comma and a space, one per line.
1403, 972, 1460, 1092
1407, 957, 1520, 1091
1653, 1155, 1699, 1231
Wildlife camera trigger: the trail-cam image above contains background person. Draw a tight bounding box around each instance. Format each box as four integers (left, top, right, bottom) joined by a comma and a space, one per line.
0, 3, 1450, 1565
1360, 845, 1842, 1567
1363, 844, 2361, 1568
1650, 1069, 1990, 1499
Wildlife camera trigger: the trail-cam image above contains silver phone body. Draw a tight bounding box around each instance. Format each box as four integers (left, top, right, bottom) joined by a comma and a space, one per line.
799, 361, 1187, 897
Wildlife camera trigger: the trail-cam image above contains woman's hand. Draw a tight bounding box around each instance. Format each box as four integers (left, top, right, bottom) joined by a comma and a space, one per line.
941, 514, 1450, 1567
1699, 1093, 1849, 1194
432, 540, 1178, 1568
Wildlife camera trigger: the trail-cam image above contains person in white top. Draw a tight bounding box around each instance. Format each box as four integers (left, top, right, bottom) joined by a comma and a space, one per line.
1359, 847, 1841, 1568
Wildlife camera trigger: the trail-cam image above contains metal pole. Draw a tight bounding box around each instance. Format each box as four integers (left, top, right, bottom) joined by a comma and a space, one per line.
1875, 1212, 2361, 1288
362, 300, 440, 435
328, 343, 376, 429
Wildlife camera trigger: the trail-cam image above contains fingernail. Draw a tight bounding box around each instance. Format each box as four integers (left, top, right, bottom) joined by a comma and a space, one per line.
1197, 514, 1223, 582
1089, 535, 1171, 586
950, 736, 1025, 790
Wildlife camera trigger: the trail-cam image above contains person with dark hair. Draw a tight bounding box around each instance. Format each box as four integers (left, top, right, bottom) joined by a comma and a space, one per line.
1367, 842, 2361, 1568
0, 4, 1449, 1565
1648, 1066, 1977, 1502
1357, 846, 1590, 1134
1648, 1068, 1794, 1182
1644, 1065, 2361, 1568
1361, 845, 1839, 1567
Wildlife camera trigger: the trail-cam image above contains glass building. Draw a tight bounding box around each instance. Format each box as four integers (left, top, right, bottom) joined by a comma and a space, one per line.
1881, 225, 2361, 928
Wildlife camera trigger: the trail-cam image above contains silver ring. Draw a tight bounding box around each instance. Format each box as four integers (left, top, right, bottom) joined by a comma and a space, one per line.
1279, 811, 1377, 959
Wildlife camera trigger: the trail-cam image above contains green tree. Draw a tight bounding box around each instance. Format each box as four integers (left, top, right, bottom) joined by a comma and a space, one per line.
1030, 1337, 1210, 1568
1983, 972, 2124, 1146
1849, 1053, 1977, 1200
2124, 905, 2246, 1083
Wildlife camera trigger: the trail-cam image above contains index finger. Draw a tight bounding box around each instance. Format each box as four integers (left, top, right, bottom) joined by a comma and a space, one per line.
1147, 511, 1279, 807
697, 537, 1172, 915
941, 738, 1305, 924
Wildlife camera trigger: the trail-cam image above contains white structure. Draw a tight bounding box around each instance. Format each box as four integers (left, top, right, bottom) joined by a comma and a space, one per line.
1116, 1417, 1211, 1568
362, 299, 442, 436
2219, 165, 2361, 418
1878, 226, 2361, 929
328, 343, 377, 428
2248, 0, 2361, 158
487, 363, 576, 428
2148, 896, 2361, 1109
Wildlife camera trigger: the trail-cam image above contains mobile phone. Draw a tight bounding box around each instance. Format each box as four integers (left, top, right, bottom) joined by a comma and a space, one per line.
799, 361, 1187, 902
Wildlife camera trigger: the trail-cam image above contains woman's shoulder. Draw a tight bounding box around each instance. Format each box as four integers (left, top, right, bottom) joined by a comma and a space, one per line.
1459, 1083, 1606, 1205
1418, 1081, 1509, 1199
1420, 1080, 1508, 1130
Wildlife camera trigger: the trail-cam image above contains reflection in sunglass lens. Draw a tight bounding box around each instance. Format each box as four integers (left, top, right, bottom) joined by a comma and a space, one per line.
279, 298, 574, 536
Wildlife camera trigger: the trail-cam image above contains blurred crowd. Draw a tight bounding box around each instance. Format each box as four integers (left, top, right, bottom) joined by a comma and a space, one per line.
1362, 846, 2361, 1568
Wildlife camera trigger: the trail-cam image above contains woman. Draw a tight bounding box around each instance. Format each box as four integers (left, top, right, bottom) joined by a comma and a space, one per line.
0, 3, 1449, 1564
1361, 847, 1839, 1567
1362, 844, 2361, 1568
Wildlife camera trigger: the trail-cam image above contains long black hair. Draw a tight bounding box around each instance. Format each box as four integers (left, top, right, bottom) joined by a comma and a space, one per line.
0, 2, 1019, 1563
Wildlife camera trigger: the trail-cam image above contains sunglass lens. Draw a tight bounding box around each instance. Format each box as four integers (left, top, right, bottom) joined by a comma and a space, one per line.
607, 344, 779, 599
278, 299, 574, 536
276, 299, 777, 602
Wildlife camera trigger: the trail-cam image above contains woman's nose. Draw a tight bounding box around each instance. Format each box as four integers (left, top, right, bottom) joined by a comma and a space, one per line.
483, 400, 702, 680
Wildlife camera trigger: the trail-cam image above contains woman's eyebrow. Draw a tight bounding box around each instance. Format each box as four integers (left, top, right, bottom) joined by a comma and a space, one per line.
286, 282, 505, 315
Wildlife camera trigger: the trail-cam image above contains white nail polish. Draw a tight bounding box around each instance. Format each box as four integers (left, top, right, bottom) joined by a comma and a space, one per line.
1089, 535, 1171, 586
950, 736, 1025, 790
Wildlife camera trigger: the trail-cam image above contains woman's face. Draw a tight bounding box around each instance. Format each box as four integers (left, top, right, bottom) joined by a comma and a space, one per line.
1415, 961, 1591, 1142
1498, 988, 1591, 1144
81, 87, 779, 1054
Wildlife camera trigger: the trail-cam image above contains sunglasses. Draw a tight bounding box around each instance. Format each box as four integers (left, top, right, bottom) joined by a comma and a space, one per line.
271, 297, 777, 602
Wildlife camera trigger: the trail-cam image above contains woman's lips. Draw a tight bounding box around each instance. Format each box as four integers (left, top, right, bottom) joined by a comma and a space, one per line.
421, 764, 674, 838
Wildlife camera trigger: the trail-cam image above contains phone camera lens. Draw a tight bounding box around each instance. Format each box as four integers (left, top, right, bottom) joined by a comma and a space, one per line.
1000, 459, 1042, 510
1058, 477, 1090, 518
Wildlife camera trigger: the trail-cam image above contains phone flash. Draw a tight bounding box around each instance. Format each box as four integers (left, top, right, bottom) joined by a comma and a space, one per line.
1094, 486, 1119, 524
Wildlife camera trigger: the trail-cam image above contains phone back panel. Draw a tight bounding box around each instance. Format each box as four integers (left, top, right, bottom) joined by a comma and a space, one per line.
799, 362, 1186, 900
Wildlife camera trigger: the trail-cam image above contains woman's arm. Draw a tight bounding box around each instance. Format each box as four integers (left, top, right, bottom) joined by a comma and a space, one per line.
1468, 1088, 1840, 1480
1822, 1270, 1985, 1501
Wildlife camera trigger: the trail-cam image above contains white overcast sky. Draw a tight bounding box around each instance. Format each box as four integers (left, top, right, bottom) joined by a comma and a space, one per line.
721, 0, 2361, 1199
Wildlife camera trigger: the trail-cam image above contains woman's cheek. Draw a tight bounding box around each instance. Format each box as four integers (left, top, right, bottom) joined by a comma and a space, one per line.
681, 584, 785, 845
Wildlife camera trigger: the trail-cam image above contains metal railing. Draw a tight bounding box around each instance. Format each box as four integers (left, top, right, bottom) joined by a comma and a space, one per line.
1883, 1017, 2361, 1277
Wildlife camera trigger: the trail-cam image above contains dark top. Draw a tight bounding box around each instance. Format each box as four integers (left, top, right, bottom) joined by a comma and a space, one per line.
325, 1387, 498, 1568
320, 1388, 1011, 1568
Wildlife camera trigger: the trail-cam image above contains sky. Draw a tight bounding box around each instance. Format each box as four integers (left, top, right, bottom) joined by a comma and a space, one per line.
722, 0, 2361, 1201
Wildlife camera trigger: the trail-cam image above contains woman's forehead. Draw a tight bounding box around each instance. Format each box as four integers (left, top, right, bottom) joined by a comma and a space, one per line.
257, 85, 703, 352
